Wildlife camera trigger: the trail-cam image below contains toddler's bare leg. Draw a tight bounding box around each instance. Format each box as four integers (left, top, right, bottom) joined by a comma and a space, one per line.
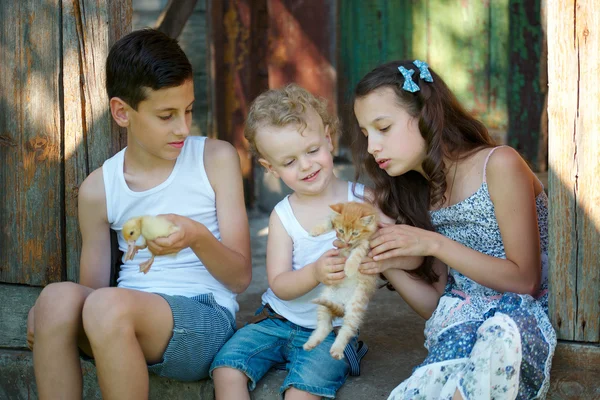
213, 367, 251, 400
285, 387, 321, 400
33, 282, 94, 399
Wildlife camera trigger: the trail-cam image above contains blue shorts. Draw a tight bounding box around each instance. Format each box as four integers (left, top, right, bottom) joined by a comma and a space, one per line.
148, 292, 236, 381
210, 315, 359, 398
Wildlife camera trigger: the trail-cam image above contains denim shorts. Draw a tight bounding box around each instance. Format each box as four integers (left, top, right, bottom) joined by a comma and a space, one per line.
147, 292, 236, 381
210, 314, 358, 398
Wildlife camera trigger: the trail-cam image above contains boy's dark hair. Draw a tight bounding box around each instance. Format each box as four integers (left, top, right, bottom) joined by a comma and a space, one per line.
106, 29, 193, 110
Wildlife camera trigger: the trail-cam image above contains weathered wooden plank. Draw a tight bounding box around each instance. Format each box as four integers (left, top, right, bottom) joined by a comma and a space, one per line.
506, 0, 544, 166
573, 0, 600, 342
267, 0, 337, 119
0, 284, 41, 348
548, 0, 600, 342
410, 0, 428, 62
62, 0, 131, 283
338, 0, 413, 150
547, 0, 578, 341
548, 341, 600, 399
207, 0, 264, 205
428, 0, 492, 124
0, 0, 63, 285
488, 0, 509, 131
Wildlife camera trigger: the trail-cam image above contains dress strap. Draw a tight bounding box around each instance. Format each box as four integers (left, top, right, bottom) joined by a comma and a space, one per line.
483, 146, 507, 184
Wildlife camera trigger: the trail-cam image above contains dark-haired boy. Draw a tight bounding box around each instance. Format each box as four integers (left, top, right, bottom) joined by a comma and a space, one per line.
27, 29, 251, 398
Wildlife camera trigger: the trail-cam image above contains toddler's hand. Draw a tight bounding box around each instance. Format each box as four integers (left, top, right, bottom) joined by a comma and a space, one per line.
313, 249, 346, 285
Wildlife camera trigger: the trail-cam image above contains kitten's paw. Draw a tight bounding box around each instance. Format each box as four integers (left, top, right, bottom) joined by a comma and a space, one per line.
303, 340, 318, 351
329, 345, 345, 360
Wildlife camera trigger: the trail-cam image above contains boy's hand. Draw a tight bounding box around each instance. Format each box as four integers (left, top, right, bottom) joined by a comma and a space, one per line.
312, 249, 346, 285
147, 214, 203, 256
26, 306, 35, 350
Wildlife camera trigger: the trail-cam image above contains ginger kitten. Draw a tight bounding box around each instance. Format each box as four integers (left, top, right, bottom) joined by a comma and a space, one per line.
303, 201, 379, 359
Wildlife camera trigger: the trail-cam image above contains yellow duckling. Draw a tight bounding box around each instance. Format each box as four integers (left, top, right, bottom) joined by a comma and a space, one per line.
122, 215, 180, 274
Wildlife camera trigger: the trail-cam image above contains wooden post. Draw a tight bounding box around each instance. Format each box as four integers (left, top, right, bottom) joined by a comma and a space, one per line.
206, 0, 268, 205
63, 0, 131, 283
0, 0, 64, 285
547, 0, 600, 395
0, 0, 131, 349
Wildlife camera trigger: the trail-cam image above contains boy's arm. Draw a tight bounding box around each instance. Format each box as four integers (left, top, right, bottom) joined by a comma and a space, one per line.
267, 211, 345, 300
191, 139, 252, 294
77, 168, 112, 289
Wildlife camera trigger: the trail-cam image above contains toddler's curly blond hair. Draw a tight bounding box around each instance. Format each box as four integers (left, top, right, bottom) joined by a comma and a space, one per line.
244, 84, 339, 157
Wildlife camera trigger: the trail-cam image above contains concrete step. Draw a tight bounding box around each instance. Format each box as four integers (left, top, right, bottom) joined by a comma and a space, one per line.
1, 210, 427, 399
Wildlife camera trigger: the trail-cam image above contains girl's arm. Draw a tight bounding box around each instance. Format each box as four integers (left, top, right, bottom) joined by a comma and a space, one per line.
383, 259, 448, 319
78, 168, 113, 289
372, 147, 542, 295
267, 211, 346, 300
434, 147, 541, 294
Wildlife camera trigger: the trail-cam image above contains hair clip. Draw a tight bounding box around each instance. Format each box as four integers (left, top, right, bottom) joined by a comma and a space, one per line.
398, 66, 419, 93
413, 60, 433, 83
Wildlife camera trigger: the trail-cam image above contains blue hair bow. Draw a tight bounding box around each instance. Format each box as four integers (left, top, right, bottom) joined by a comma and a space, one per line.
413, 60, 433, 82
398, 66, 419, 93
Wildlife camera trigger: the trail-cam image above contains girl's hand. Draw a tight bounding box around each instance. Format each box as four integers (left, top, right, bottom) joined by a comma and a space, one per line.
369, 223, 439, 260
358, 256, 397, 275
313, 249, 347, 285
147, 214, 201, 256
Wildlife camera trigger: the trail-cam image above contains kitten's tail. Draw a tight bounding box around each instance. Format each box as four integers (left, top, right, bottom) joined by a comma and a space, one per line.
313, 298, 345, 317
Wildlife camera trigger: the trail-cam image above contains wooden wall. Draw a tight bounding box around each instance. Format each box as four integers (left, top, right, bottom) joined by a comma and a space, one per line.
0, 1, 131, 286
547, 0, 599, 343
339, 0, 546, 170
547, 0, 600, 395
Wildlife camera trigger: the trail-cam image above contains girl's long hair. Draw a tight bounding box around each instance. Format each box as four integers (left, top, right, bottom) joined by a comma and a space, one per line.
350, 60, 496, 283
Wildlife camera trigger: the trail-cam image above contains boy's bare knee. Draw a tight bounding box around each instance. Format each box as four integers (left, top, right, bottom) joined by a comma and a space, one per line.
35, 282, 87, 334
82, 288, 134, 342
213, 367, 248, 385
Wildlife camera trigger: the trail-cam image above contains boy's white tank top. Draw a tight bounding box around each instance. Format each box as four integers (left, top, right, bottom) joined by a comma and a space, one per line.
261, 182, 365, 329
102, 136, 238, 317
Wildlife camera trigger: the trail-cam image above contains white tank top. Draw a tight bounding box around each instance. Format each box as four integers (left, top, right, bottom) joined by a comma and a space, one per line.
261, 182, 365, 329
102, 136, 238, 317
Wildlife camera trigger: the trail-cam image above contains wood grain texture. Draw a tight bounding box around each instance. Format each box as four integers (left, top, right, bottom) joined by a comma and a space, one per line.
0, 0, 63, 285
62, 0, 130, 283
547, 0, 600, 342
548, 341, 600, 399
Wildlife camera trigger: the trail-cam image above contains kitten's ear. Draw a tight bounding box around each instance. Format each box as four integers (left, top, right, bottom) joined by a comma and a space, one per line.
258, 158, 280, 178
360, 215, 375, 225
329, 203, 344, 214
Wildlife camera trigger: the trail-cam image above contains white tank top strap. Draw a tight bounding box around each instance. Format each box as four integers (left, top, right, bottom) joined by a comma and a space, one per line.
483, 145, 507, 184
274, 196, 305, 238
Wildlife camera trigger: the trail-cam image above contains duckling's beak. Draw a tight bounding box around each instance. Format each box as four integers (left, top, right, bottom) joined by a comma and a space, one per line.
125, 240, 138, 261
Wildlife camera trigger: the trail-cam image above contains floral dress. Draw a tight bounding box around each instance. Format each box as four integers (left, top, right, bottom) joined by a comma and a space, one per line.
388, 148, 557, 400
